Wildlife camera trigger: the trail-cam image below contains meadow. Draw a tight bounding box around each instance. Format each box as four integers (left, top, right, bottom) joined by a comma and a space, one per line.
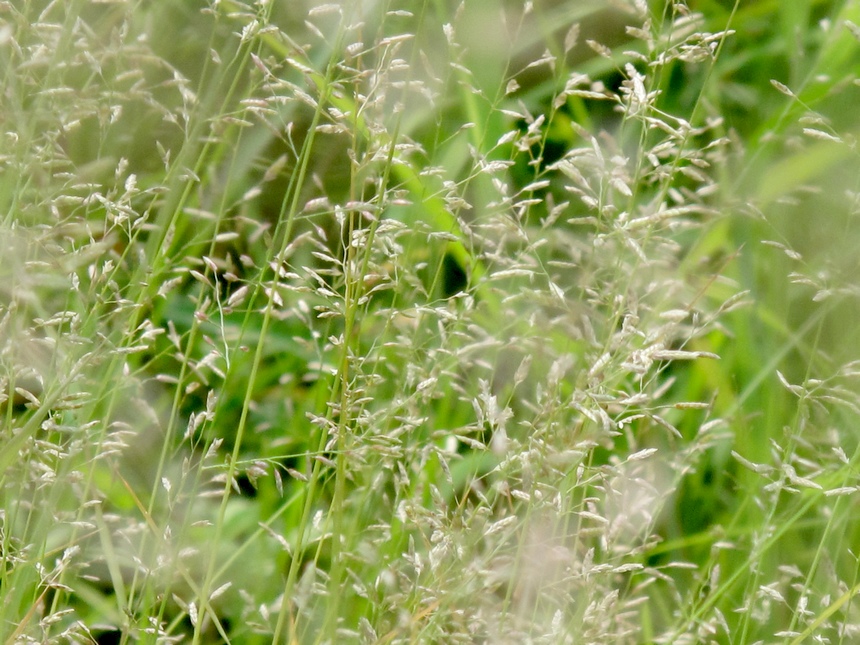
2, 0, 860, 643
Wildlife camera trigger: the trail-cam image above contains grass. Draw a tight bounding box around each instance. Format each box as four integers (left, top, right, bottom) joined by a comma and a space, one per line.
2, 0, 860, 643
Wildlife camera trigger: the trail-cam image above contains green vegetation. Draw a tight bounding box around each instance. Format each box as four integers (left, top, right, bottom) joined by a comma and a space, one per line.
2, 0, 860, 642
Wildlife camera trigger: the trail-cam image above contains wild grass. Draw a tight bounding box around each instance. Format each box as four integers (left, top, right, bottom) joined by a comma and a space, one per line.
2, 0, 860, 643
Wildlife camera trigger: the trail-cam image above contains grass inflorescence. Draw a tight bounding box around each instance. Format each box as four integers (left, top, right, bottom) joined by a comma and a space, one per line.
2, 0, 860, 643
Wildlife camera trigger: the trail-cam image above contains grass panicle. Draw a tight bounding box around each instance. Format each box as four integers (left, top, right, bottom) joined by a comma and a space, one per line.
2, 0, 860, 643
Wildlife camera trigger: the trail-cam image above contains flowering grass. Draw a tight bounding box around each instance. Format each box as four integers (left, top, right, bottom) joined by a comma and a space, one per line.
2, 0, 860, 643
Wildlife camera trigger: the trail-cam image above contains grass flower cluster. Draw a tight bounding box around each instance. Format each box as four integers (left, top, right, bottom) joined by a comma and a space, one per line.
3, 0, 860, 643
